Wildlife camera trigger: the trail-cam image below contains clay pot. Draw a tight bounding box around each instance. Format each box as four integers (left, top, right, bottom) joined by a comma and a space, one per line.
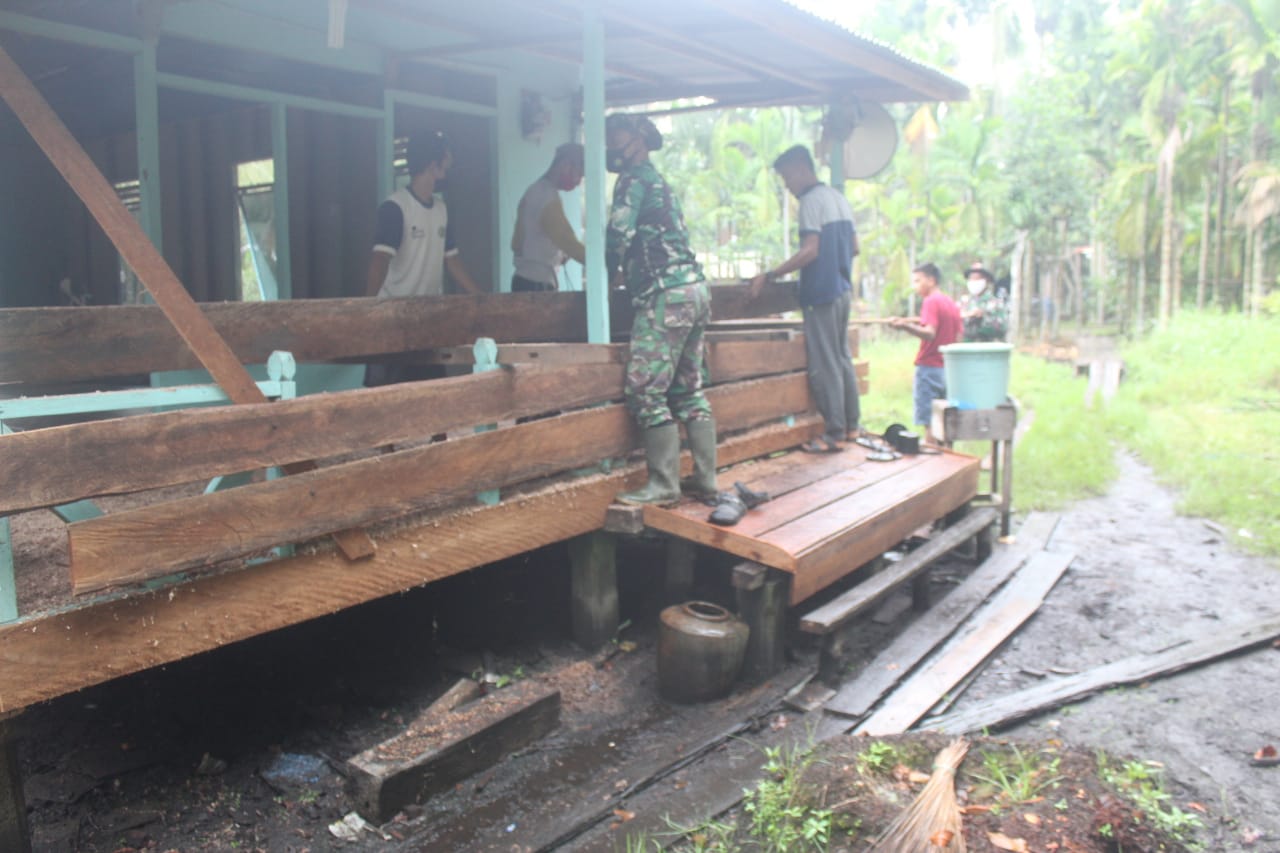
657, 601, 749, 704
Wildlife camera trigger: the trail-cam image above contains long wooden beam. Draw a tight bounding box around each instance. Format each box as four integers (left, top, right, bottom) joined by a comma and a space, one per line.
0, 417, 821, 712
0, 363, 624, 516
68, 373, 813, 592
0, 46, 264, 404
0, 284, 798, 385
0, 338, 853, 515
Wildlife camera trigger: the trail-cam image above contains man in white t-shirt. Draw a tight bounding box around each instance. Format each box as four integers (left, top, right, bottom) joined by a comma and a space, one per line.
364, 132, 482, 388
366, 131, 482, 299
510, 143, 585, 292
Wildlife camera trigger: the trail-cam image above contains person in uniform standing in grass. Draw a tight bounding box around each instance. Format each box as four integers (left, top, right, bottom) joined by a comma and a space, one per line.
890, 262, 962, 442
749, 144, 861, 453
510, 143, 586, 292
959, 261, 1009, 342
605, 114, 717, 507
365, 131, 484, 388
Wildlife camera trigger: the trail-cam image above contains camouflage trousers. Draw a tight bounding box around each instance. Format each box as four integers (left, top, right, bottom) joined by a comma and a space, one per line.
625, 282, 713, 429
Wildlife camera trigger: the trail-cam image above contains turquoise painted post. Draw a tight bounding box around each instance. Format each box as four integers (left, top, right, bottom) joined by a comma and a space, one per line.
270, 103, 292, 299
0, 517, 16, 624
581, 5, 610, 344
472, 338, 501, 506
134, 41, 163, 255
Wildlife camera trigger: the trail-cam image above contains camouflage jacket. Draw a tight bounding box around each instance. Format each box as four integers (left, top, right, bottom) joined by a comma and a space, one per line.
961, 289, 1009, 342
606, 162, 704, 306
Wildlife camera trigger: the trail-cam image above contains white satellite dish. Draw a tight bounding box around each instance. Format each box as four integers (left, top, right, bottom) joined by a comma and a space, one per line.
842, 101, 898, 179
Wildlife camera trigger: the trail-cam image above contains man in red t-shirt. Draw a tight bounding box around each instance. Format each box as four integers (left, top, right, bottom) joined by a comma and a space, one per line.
890, 263, 962, 441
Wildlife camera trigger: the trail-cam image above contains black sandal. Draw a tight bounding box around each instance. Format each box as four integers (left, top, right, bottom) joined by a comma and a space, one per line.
800, 436, 843, 454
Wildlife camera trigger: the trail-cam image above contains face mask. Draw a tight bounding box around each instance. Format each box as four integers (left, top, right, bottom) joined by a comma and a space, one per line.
966, 280, 986, 296
433, 177, 449, 194
606, 148, 628, 174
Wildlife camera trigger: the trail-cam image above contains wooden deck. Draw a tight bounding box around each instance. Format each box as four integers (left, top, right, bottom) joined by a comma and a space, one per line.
643, 448, 980, 604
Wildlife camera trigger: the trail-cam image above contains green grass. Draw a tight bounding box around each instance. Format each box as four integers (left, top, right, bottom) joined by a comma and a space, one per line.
1106, 311, 1280, 556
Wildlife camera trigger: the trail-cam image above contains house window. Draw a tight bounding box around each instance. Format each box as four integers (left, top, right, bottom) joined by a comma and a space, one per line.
235, 158, 277, 301
113, 178, 144, 305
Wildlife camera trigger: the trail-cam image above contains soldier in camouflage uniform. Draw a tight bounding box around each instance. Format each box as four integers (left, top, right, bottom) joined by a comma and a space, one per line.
960, 262, 1009, 342
605, 114, 716, 507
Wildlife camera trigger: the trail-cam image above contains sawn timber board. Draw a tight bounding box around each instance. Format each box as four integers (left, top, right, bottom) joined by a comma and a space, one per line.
643, 449, 980, 604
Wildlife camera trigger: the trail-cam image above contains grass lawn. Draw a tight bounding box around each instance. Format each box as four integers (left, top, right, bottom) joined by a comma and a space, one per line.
857, 312, 1280, 558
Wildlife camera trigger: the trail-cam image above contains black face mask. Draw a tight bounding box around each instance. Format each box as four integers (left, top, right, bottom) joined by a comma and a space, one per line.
605, 148, 628, 174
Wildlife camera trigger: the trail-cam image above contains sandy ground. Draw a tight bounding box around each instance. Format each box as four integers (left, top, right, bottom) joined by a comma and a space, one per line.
949, 452, 1280, 849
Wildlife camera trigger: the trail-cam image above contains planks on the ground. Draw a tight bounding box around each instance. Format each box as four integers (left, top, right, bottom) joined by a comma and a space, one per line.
927, 612, 1280, 734
0, 363, 624, 515
0, 415, 819, 712
823, 512, 1061, 721
800, 507, 999, 635
346, 680, 561, 822
857, 549, 1074, 736
69, 372, 811, 593
0, 46, 263, 405
0, 283, 797, 385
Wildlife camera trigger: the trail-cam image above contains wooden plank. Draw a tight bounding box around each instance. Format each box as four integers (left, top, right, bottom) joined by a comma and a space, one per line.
0, 283, 795, 385
799, 507, 999, 634
0, 46, 264, 405
823, 512, 1062, 720
766, 453, 977, 556
347, 680, 561, 822
68, 373, 812, 592
0, 363, 625, 515
0, 416, 819, 711
856, 550, 1074, 735
926, 613, 1280, 735
789, 460, 980, 604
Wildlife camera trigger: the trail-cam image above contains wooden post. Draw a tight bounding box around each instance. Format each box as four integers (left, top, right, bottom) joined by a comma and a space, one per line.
732, 562, 788, 682
0, 714, 29, 853
568, 532, 618, 651
664, 538, 696, 605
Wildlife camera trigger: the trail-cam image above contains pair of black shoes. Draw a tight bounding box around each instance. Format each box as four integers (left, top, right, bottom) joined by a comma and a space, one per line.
706, 481, 770, 526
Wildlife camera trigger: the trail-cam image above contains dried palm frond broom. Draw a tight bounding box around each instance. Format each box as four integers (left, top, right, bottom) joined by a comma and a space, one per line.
868, 738, 970, 853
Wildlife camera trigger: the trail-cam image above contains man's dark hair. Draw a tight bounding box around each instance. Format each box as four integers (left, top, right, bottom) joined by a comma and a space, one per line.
772, 144, 815, 173
913, 263, 941, 283
605, 113, 663, 151
406, 131, 450, 176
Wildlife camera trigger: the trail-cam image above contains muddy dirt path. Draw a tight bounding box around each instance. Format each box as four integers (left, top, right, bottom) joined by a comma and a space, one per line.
948, 452, 1280, 849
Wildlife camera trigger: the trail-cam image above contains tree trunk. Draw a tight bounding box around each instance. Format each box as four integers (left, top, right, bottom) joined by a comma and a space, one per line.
1009, 229, 1027, 342
1158, 165, 1175, 329
1212, 76, 1230, 308
1197, 177, 1211, 309
1251, 222, 1265, 317
1137, 180, 1149, 334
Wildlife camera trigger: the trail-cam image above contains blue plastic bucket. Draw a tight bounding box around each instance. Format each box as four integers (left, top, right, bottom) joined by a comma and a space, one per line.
939, 342, 1012, 409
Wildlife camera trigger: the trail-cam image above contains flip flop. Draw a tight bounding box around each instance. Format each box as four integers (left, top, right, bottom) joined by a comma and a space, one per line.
800, 437, 843, 454
865, 450, 900, 462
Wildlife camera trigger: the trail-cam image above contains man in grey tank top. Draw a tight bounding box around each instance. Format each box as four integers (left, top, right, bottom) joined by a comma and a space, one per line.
510, 143, 586, 292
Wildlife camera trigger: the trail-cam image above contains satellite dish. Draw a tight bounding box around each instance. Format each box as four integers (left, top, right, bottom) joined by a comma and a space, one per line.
842, 101, 898, 179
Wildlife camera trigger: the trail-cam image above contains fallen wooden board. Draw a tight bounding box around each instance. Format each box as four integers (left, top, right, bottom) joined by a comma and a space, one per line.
927, 612, 1280, 734
823, 512, 1061, 720
0, 284, 799, 385
347, 680, 561, 822
69, 372, 811, 592
800, 507, 999, 635
0, 416, 820, 711
857, 549, 1074, 735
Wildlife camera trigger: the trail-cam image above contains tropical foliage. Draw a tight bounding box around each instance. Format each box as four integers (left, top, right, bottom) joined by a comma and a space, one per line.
653, 0, 1279, 333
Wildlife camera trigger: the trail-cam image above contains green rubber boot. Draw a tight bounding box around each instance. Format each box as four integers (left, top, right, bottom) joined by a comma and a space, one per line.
617, 422, 681, 506
680, 417, 718, 500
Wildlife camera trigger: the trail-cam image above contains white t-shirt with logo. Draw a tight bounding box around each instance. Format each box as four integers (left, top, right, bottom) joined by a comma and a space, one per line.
372, 187, 457, 298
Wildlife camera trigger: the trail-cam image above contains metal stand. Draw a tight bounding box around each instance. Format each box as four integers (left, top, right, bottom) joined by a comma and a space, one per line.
931, 401, 1016, 536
